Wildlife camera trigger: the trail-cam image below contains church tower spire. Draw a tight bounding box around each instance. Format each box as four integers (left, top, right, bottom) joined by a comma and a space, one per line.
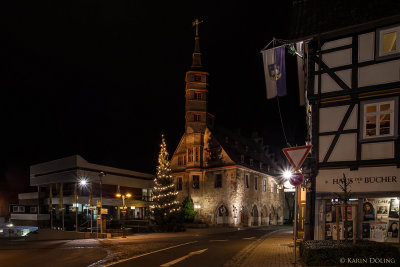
184, 19, 211, 135
183, 19, 211, 168
191, 19, 203, 69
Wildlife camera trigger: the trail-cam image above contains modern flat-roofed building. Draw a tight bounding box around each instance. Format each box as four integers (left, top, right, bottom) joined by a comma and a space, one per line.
10, 155, 154, 230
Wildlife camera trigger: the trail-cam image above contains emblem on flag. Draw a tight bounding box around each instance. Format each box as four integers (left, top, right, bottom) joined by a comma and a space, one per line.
268, 64, 282, 81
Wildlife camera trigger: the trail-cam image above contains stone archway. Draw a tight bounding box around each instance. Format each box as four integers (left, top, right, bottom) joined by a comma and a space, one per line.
215, 204, 229, 225
251, 205, 259, 226
261, 206, 268, 225
277, 206, 283, 225
269, 206, 276, 225
240, 205, 249, 226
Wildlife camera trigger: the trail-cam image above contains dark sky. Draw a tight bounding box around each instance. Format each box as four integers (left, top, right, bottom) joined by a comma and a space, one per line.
1, 1, 306, 192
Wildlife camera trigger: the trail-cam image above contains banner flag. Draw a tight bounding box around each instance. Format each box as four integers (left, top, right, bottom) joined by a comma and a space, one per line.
262, 46, 287, 99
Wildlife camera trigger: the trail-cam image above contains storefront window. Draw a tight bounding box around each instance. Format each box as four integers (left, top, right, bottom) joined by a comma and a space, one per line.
323, 198, 399, 243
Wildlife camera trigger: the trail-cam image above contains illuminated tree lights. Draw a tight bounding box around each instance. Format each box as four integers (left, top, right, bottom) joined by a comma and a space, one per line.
151, 134, 183, 231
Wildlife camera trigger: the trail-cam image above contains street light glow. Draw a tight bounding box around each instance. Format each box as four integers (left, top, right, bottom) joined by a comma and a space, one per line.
282, 170, 293, 179
116, 193, 122, 198
126, 193, 132, 198
79, 178, 88, 187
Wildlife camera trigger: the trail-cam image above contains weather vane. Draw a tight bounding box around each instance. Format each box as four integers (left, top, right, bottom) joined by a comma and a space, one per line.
192, 18, 203, 37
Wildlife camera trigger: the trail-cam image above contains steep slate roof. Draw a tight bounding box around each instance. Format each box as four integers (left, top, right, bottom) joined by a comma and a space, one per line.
212, 125, 281, 179
289, 0, 400, 40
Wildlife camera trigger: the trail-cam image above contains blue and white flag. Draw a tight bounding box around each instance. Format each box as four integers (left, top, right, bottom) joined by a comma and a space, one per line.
262, 46, 287, 99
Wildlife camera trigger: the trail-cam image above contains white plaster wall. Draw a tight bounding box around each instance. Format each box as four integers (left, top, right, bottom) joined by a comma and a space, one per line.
329, 133, 357, 162
314, 69, 352, 94
321, 37, 352, 50
322, 49, 352, 68
358, 32, 375, 63
361, 141, 395, 160
319, 135, 334, 162
358, 60, 400, 87
344, 105, 358, 130
319, 106, 348, 132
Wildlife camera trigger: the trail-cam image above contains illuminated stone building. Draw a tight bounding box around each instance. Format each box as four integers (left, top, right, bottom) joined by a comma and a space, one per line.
170, 27, 284, 226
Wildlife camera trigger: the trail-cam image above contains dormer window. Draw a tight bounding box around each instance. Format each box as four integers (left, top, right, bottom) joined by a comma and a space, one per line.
250, 159, 254, 166
240, 154, 244, 163
259, 162, 263, 169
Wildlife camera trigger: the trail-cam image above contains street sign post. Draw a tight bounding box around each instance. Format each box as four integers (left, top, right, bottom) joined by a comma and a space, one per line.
282, 145, 312, 265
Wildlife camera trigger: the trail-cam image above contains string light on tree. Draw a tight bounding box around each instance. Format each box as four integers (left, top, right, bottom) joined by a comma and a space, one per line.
151, 134, 182, 230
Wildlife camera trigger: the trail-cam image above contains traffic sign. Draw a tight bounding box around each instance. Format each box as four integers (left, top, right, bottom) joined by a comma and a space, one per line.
289, 172, 304, 186
282, 145, 312, 170
97, 200, 102, 207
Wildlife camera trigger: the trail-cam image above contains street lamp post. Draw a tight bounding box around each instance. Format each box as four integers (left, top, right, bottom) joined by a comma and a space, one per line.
116, 193, 131, 238
99, 172, 104, 234
282, 169, 297, 264
78, 178, 88, 233
98, 172, 105, 238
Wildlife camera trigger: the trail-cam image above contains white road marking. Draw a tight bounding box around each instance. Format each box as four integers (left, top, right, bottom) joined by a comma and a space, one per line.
160, 248, 208, 267
209, 239, 228, 242
103, 241, 198, 266
243, 237, 255, 240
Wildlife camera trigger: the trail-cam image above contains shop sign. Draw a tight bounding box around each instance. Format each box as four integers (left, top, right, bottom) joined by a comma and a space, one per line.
317, 166, 400, 192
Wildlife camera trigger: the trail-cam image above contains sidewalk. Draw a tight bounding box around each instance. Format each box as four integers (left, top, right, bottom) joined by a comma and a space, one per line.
239, 228, 303, 267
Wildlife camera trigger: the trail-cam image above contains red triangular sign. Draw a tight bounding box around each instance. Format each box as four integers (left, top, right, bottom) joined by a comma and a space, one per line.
282, 145, 312, 170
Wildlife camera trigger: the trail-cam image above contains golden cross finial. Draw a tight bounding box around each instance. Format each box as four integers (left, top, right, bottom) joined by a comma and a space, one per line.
192, 18, 203, 37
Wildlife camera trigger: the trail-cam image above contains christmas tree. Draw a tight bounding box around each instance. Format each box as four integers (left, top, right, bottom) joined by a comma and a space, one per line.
152, 134, 183, 231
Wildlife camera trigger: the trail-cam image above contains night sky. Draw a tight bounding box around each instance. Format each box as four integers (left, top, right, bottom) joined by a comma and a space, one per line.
1, 1, 306, 194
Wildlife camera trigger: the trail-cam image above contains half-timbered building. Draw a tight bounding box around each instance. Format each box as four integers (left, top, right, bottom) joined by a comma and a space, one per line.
290, 0, 400, 242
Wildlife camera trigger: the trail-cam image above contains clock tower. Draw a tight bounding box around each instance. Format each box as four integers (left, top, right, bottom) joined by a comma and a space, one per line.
183, 19, 213, 168
185, 19, 211, 135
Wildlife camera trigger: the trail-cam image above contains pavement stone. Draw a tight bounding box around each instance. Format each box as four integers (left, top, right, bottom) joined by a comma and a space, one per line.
239, 228, 303, 267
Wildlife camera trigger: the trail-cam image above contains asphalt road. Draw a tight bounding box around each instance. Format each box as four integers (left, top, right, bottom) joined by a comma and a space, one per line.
103, 226, 285, 267
0, 226, 287, 267
0, 238, 106, 267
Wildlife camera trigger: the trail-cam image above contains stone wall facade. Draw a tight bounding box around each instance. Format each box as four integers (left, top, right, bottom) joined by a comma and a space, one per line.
173, 166, 284, 226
